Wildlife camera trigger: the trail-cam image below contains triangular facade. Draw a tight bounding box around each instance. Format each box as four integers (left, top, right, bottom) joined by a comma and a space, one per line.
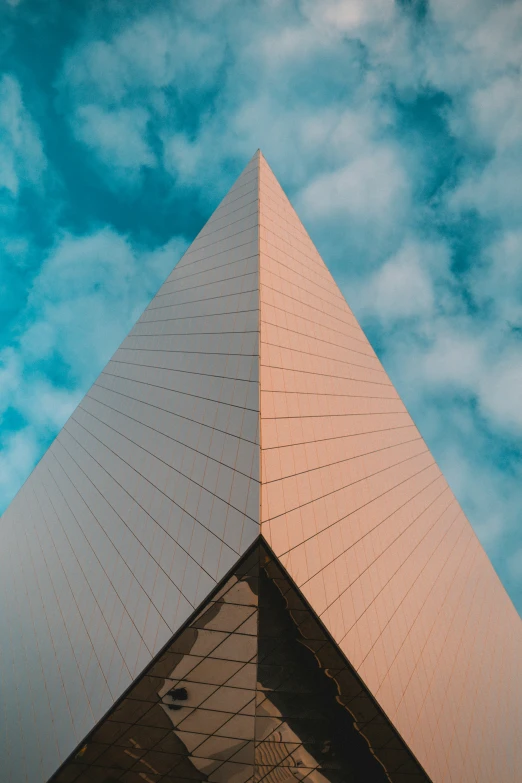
0, 152, 520, 783
49, 541, 429, 783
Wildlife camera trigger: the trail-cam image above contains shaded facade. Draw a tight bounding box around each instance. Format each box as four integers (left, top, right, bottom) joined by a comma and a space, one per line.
0, 152, 520, 783
0, 155, 261, 782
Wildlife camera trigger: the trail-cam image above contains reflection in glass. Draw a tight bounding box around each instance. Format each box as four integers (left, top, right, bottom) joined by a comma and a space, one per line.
50, 544, 429, 783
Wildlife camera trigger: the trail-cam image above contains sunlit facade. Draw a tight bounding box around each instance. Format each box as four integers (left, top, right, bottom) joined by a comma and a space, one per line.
1, 152, 520, 783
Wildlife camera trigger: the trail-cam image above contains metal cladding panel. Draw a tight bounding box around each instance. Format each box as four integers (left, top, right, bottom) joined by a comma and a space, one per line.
0, 155, 261, 783
257, 154, 522, 782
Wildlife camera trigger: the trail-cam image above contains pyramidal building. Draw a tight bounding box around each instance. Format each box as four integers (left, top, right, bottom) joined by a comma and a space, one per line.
1, 152, 520, 783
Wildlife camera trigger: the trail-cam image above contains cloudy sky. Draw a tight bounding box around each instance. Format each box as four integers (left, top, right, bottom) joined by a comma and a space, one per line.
1, 0, 521, 612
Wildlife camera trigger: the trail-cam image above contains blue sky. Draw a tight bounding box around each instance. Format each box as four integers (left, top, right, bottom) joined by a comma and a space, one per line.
1, 0, 521, 612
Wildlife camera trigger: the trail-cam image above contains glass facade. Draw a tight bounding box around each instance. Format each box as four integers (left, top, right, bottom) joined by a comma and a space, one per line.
50, 542, 428, 783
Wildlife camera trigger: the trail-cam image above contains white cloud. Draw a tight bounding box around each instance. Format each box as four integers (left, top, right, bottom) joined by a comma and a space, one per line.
470, 229, 522, 327
0, 429, 39, 511
300, 108, 373, 158
18, 381, 81, 431
62, 39, 130, 103
257, 24, 325, 69
0, 351, 80, 432
60, 10, 226, 177
72, 104, 155, 173
0, 146, 18, 193
479, 353, 522, 431
471, 76, 522, 153
450, 152, 522, 226
302, 0, 395, 34
463, 2, 522, 75
162, 132, 204, 184
0, 348, 21, 416
114, 18, 223, 92
21, 228, 185, 383
357, 240, 450, 322
161, 97, 375, 196
421, 329, 485, 390
0, 74, 46, 196
298, 146, 409, 225
378, 314, 522, 437
141, 236, 188, 288
449, 75, 522, 227
411, 4, 522, 235
60, 11, 225, 106
432, 435, 521, 565
60, 3, 399, 199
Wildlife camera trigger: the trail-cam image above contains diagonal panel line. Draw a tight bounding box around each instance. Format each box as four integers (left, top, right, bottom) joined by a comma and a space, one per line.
263, 447, 431, 526
92, 380, 259, 446
69, 410, 259, 528
100, 368, 259, 414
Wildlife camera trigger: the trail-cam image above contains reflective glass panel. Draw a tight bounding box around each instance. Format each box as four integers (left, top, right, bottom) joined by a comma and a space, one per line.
50, 544, 429, 783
